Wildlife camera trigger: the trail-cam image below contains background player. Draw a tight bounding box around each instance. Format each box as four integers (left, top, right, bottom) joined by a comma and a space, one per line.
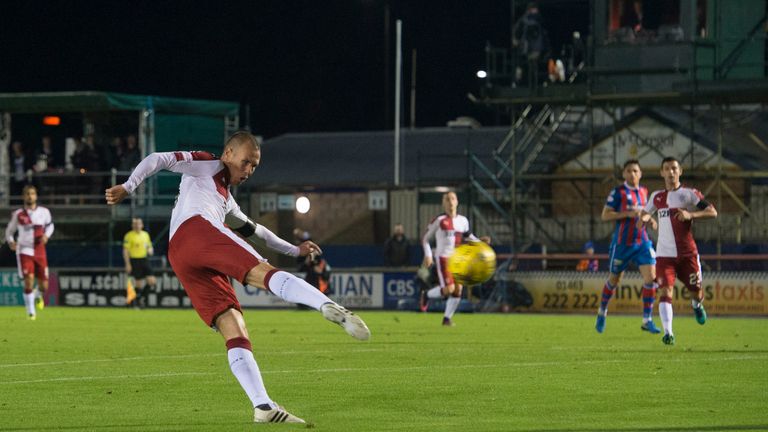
123, 217, 157, 308
105, 131, 369, 424
421, 191, 480, 326
595, 159, 661, 334
638, 156, 717, 345
4, 185, 54, 320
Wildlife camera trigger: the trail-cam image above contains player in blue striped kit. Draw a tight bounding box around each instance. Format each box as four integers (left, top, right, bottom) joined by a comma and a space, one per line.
595, 159, 661, 334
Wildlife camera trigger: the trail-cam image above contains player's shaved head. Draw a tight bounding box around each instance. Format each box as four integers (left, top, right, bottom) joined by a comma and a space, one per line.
222, 131, 261, 186
224, 131, 261, 151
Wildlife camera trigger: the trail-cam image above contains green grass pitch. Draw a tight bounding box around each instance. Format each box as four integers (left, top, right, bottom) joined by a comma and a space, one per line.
0, 307, 766, 431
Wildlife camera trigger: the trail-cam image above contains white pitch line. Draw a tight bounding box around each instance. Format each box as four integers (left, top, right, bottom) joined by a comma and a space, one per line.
0, 354, 764, 385
0, 353, 222, 369
264, 354, 768, 375
0, 348, 387, 369
0, 371, 216, 385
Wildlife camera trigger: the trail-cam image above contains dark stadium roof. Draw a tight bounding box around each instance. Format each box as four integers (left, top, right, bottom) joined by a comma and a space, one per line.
249, 127, 510, 189
248, 107, 768, 190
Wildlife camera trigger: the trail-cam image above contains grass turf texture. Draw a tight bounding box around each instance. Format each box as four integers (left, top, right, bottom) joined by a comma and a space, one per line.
0, 307, 766, 431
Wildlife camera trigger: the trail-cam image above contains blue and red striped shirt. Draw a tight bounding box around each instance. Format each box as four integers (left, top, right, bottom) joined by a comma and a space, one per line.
605, 182, 650, 246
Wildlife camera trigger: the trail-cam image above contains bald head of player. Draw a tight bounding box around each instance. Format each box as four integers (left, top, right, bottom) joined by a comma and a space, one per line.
221, 131, 261, 186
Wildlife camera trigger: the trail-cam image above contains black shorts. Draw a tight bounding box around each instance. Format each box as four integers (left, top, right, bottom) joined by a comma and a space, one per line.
129, 258, 153, 280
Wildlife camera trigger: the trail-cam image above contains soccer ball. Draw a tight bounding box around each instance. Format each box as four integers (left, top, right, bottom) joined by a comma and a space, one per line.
447, 241, 497, 285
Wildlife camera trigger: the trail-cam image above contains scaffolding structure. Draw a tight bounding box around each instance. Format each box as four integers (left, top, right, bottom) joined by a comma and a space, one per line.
468, 0, 768, 258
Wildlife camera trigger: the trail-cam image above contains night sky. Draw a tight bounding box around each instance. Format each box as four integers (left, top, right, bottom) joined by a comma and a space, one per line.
2, 1, 589, 138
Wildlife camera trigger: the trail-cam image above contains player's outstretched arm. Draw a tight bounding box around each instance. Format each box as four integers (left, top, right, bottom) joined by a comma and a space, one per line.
224, 211, 317, 257
109, 152, 212, 206
105, 185, 129, 205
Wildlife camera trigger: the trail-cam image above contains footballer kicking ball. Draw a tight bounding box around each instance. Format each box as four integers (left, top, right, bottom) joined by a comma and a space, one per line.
447, 241, 497, 285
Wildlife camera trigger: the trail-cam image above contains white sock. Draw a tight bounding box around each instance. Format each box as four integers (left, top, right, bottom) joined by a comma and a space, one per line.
24, 292, 35, 316
266, 270, 331, 311
228, 347, 274, 409
691, 299, 701, 309
659, 302, 673, 335
427, 286, 443, 299
444, 297, 461, 319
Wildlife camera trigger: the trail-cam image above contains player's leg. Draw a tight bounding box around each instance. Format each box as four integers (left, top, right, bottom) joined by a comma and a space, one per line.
34, 256, 48, 310
33, 256, 48, 311
443, 284, 461, 326
425, 263, 445, 300
246, 263, 370, 341
596, 243, 624, 333
136, 276, 154, 308
595, 272, 621, 333
635, 242, 661, 334
434, 257, 459, 325
638, 264, 660, 333
416, 266, 432, 312
656, 258, 676, 344
168, 220, 305, 423
132, 259, 149, 307
18, 255, 36, 319
215, 309, 305, 424
23, 274, 36, 319
35, 277, 48, 311
171, 215, 369, 340
133, 278, 147, 308
426, 286, 444, 299
680, 255, 706, 325
637, 243, 660, 333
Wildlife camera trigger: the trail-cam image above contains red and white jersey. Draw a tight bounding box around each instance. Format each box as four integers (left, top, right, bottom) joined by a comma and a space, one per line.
422, 213, 476, 258
122, 151, 297, 257
644, 186, 711, 258
5, 206, 54, 257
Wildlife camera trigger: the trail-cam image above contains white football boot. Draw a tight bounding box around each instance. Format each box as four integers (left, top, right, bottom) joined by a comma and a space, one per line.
321, 302, 371, 341
254, 405, 306, 424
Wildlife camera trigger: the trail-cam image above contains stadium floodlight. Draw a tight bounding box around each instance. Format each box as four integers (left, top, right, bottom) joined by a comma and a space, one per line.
476, 70, 487, 79
296, 196, 310, 214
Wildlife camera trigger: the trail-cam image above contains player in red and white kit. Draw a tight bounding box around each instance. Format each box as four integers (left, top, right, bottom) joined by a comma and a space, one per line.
421, 191, 479, 326
638, 156, 717, 345
105, 131, 369, 424
4, 185, 54, 320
